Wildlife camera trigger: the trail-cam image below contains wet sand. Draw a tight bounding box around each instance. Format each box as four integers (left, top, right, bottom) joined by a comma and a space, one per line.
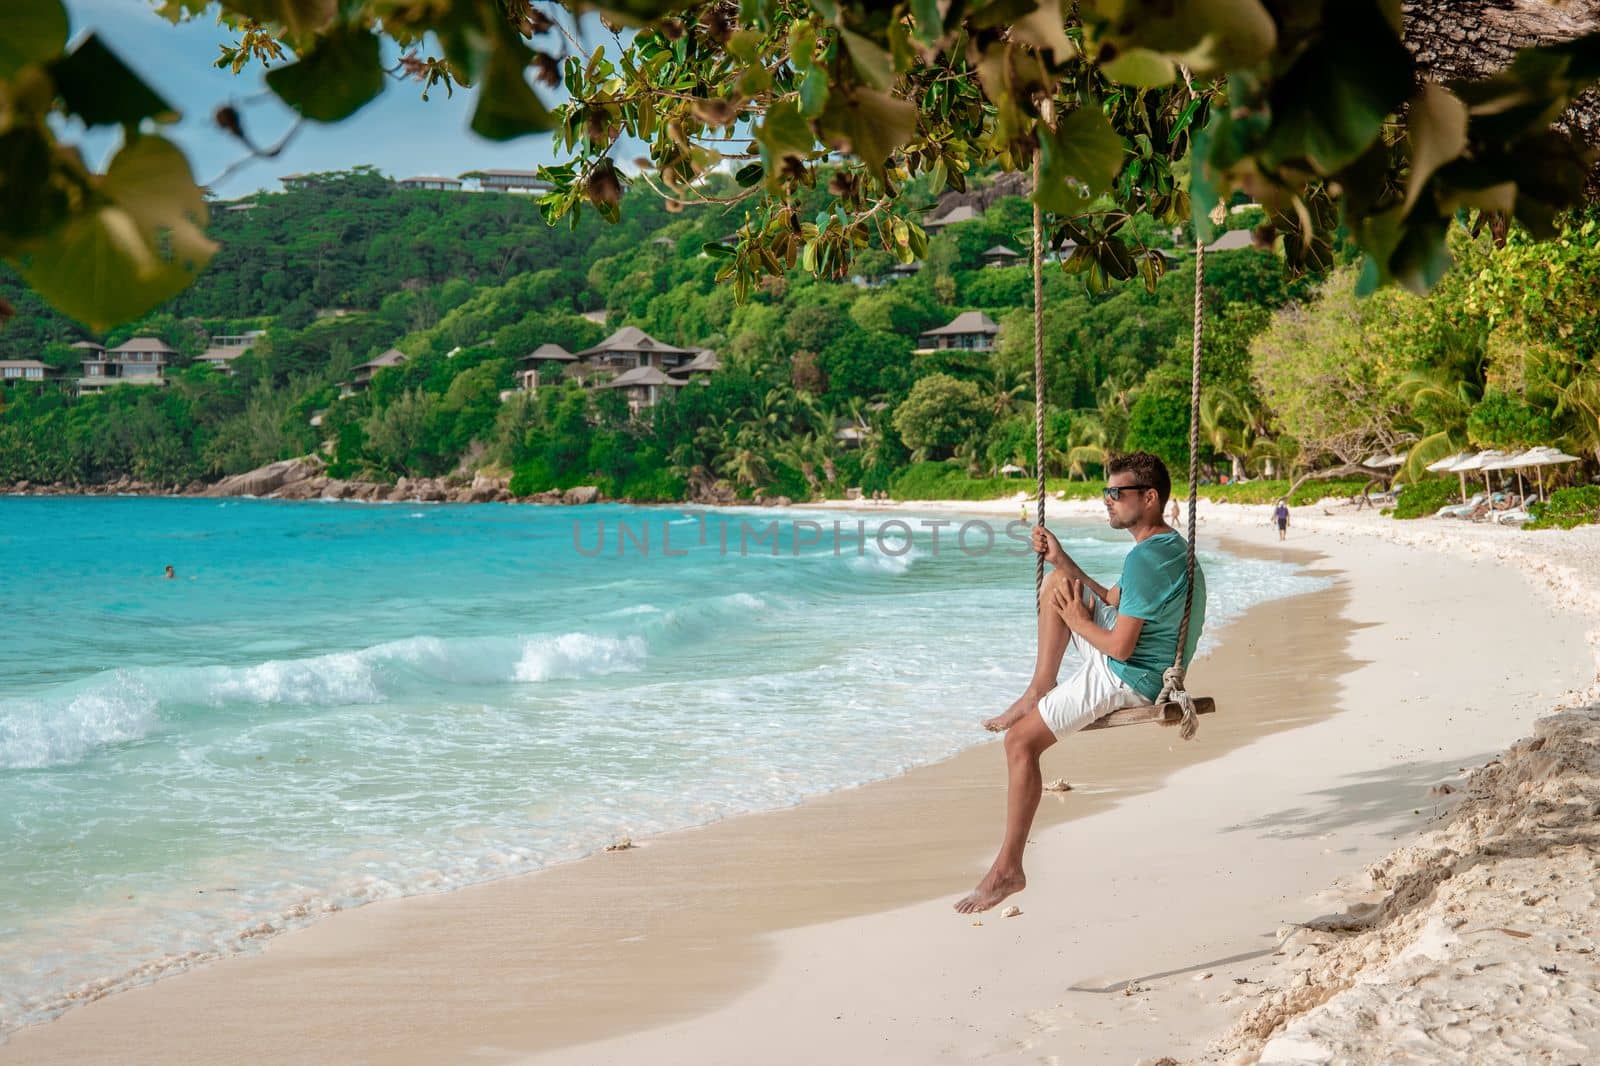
5, 509, 1591, 1065
4, 533, 1344, 1064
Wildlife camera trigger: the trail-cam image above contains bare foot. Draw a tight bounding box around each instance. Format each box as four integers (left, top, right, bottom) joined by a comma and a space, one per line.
954, 869, 1026, 914
983, 691, 1041, 732
982, 708, 1024, 732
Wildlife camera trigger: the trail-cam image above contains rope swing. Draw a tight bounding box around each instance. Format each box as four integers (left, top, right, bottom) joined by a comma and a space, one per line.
1029, 150, 1214, 737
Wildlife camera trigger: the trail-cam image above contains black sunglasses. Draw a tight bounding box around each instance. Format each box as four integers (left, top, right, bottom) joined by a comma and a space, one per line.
1102, 484, 1154, 500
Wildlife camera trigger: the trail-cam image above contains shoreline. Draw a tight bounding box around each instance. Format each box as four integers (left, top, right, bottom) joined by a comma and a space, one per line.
3, 501, 1596, 1062
3, 524, 1343, 1062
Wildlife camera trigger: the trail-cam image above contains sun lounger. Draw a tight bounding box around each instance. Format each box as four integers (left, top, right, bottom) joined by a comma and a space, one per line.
1495, 508, 1532, 526
1436, 493, 1487, 518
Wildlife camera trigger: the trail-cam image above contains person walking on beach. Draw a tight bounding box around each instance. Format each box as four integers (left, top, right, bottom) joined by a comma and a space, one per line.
1168, 497, 1180, 526
1273, 499, 1290, 541
958, 452, 1207, 914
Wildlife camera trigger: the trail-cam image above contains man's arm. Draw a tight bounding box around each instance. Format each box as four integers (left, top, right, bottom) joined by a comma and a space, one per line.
1054, 578, 1143, 661
1035, 525, 1116, 602
1061, 562, 1115, 605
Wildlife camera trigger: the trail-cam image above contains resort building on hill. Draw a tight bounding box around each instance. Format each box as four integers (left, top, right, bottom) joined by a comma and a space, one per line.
0, 360, 63, 385
1199, 229, 1258, 254
574, 327, 699, 373
195, 348, 249, 374
597, 366, 684, 414
917, 311, 1001, 353
211, 330, 265, 348
922, 203, 980, 234
981, 244, 1022, 268
398, 175, 463, 192
464, 169, 551, 194
77, 337, 174, 395
339, 348, 408, 398
517, 343, 577, 391
279, 173, 315, 191
195, 329, 265, 376
667, 348, 720, 382
579, 309, 609, 326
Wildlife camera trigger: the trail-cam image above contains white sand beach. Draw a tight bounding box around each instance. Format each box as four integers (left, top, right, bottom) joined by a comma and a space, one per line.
3, 499, 1596, 1064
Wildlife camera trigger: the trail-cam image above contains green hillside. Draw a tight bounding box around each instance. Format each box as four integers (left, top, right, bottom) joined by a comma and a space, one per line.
0, 169, 1594, 511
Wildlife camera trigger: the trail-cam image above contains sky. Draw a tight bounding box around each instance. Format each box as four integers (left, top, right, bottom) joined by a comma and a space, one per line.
62, 1, 613, 199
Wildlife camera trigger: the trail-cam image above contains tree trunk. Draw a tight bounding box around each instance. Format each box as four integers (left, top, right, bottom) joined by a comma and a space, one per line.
1404, 1, 1600, 196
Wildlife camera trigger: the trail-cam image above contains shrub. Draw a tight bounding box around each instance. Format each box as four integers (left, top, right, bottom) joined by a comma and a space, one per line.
1526, 485, 1600, 530
887, 460, 1103, 501
1390, 476, 1463, 519
616, 467, 686, 502
1200, 478, 1369, 506
509, 456, 556, 496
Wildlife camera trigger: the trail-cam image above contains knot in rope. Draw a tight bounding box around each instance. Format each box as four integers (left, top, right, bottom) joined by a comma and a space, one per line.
1158, 665, 1199, 740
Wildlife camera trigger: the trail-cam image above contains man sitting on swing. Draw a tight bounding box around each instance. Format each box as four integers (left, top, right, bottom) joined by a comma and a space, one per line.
956, 451, 1207, 914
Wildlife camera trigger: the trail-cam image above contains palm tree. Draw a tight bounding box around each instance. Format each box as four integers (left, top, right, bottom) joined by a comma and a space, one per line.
1391, 366, 1480, 440
1054, 410, 1108, 480
718, 441, 771, 490
983, 363, 1029, 421
1199, 386, 1250, 481
1553, 371, 1600, 464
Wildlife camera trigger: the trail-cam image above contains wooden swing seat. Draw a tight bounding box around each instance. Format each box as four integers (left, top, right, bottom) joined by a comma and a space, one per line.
1083, 696, 1217, 730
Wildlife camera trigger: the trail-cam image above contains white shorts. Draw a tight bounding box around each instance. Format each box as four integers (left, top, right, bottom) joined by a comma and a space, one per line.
1036, 589, 1146, 738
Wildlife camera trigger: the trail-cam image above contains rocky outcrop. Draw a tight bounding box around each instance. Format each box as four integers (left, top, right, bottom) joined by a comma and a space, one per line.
203, 456, 324, 498
10, 466, 576, 506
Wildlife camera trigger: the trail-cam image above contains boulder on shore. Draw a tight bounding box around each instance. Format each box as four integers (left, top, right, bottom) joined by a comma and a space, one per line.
563, 485, 601, 505
204, 456, 323, 498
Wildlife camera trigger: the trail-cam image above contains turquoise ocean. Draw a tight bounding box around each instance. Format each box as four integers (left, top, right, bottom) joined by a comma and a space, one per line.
0, 497, 1325, 1035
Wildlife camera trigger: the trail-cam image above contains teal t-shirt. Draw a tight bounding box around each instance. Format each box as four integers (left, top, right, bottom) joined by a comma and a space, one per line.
1107, 531, 1206, 702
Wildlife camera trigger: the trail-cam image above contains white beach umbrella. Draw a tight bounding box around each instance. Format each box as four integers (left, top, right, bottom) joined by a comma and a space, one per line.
1450, 450, 1515, 503
1424, 451, 1473, 472
1364, 452, 1407, 468
1481, 449, 1533, 502
1429, 451, 1478, 503
1512, 446, 1581, 502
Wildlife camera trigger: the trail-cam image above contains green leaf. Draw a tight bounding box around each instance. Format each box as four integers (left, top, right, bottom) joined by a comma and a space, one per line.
738, 63, 772, 96
788, 22, 816, 71
1389, 221, 1453, 295
48, 34, 178, 128
0, 0, 68, 77
1114, 0, 1275, 76
265, 26, 383, 123
841, 30, 892, 91
799, 64, 830, 118
727, 29, 763, 64
470, 43, 555, 140
1402, 83, 1467, 216
756, 97, 814, 170
734, 162, 764, 187
818, 87, 918, 180
910, 0, 942, 47
1261, 3, 1413, 172
1035, 104, 1125, 215
0, 127, 69, 248
16, 134, 215, 331
1100, 48, 1175, 89
1009, 0, 1076, 64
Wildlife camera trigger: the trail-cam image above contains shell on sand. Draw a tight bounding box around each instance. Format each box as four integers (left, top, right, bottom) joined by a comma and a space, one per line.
1002, 905, 1022, 918
604, 837, 634, 852
1043, 778, 1072, 792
